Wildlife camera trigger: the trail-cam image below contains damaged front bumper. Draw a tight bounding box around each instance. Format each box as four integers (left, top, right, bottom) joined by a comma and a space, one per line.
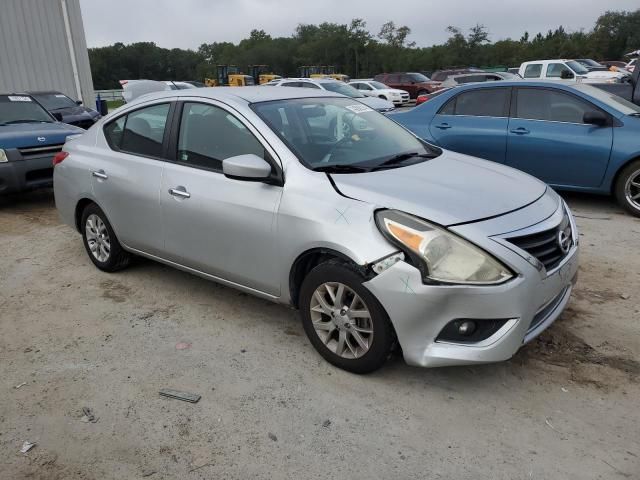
363, 202, 579, 368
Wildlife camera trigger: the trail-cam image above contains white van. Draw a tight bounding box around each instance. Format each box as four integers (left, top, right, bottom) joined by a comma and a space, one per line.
519, 59, 627, 83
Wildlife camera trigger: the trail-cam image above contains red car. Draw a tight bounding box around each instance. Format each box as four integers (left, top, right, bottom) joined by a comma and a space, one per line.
415, 88, 451, 105
373, 72, 439, 99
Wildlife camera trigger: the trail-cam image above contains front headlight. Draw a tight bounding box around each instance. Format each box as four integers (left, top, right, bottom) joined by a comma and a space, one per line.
0, 149, 7, 163
375, 210, 513, 285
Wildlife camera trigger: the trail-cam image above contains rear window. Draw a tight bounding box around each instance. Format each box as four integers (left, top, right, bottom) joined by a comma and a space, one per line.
104, 103, 170, 157
439, 88, 509, 117
523, 64, 543, 78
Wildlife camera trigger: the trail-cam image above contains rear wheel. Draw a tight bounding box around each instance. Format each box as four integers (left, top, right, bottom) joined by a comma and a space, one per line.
614, 159, 640, 217
299, 262, 394, 373
81, 203, 131, 271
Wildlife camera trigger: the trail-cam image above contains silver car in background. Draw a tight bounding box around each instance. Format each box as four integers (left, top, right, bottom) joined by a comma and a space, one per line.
54, 87, 578, 373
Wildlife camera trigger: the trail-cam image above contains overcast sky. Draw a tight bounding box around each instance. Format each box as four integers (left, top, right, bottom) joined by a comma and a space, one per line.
80, 0, 639, 50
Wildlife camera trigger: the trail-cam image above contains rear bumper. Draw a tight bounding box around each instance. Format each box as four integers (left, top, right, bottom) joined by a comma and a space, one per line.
0, 155, 54, 194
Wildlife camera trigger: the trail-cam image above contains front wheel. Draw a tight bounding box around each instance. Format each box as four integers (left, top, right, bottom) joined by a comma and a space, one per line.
299, 262, 395, 373
614, 159, 640, 217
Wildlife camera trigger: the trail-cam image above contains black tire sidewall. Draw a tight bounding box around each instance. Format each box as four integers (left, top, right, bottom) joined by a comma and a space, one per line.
615, 160, 640, 217
80, 204, 127, 271
299, 262, 394, 374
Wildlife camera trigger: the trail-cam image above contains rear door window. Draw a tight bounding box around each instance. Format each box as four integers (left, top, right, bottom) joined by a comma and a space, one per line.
514, 88, 594, 124
523, 64, 543, 78
105, 103, 171, 157
438, 88, 509, 117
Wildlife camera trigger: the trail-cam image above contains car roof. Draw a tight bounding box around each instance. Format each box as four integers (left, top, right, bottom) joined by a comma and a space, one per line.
25, 90, 66, 95
125, 86, 343, 107
440, 80, 589, 91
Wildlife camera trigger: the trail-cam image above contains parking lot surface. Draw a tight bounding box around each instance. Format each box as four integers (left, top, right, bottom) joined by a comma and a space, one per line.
1, 190, 639, 479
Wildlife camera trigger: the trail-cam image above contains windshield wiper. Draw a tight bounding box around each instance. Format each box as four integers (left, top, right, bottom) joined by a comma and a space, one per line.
372, 152, 436, 170
312, 164, 371, 173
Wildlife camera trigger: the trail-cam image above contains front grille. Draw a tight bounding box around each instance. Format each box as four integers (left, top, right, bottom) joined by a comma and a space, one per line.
18, 144, 63, 158
507, 213, 573, 272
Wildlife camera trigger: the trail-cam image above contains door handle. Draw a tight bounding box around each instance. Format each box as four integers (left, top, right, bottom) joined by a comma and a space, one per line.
92, 170, 108, 180
434, 123, 452, 129
510, 127, 530, 135
168, 187, 191, 199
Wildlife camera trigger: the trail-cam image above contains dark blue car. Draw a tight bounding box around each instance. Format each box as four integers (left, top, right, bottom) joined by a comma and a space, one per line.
0, 93, 84, 195
28, 91, 101, 129
392, 81, 640, 216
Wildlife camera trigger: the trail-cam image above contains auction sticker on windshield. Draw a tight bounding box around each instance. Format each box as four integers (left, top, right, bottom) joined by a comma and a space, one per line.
8, 96, 32, 102
345, 104, 373, 114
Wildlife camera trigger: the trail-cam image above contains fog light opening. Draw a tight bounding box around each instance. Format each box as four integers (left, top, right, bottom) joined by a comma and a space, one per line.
436, 318, 509, 344
457, 320, 476, 336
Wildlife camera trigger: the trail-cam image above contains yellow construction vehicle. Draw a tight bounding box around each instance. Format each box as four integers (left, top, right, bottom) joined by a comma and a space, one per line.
248, 65, 282, 85
204, 65, 255, 87
299, 65, 350, 82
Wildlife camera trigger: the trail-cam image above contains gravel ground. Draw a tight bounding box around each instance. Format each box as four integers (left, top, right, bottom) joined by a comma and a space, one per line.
1, 189, 639, 480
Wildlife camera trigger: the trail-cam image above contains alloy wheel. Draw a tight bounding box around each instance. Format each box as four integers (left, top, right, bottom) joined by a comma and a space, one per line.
309, 282, 374, 359
85, 214, 111, 263
624, 169, 640, 210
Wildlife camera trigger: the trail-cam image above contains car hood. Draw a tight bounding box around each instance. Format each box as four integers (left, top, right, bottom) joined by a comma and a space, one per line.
330, 151, 547, 226
0, 122, 84, 149
357, 96, 395, 110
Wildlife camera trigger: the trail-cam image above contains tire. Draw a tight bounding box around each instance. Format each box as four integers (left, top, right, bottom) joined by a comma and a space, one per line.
299, 261, 395, 374
614, 159, 640, 217
81, 203, 131, 272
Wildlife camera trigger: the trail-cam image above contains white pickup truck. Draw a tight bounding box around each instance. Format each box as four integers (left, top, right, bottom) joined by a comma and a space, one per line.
519, 59, 627, 83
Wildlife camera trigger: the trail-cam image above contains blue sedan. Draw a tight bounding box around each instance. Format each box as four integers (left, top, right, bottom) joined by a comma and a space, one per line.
392, 81, 640, 216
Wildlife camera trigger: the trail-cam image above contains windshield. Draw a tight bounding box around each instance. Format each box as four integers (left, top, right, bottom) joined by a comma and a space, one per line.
572, 84, 640, 115
252, 97, 439, 171
370, 81, 389, 89
566, 61, 590, 75
409, 73, 430, 82
578, 59, 602, 67
321, 82, 365, 98
32, 92, 77, 110
0, 95, 53, 125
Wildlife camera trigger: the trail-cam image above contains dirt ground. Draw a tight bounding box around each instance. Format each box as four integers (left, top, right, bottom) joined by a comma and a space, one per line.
1, 189, 639, 480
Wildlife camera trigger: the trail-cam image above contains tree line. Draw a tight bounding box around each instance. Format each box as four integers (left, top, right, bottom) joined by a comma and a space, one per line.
89, 9, 640, 89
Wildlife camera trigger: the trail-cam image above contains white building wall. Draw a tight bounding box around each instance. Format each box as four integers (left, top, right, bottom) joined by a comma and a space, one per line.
0, 0, 95, 106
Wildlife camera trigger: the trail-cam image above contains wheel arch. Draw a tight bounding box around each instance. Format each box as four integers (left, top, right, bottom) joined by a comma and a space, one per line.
288, 248, 366, 308
610, 155, 640, 194
74, 198, 96, 232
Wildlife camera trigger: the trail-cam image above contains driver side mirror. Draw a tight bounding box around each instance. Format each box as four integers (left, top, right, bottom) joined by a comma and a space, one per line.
52, 112, 63, 122
561, 70, 574, 80
222, 154, 272, 182
583, 110, 608, 126
76, 100, 83, 105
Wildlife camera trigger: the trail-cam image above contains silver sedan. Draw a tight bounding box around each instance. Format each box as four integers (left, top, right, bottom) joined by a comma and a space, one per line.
53, 87, 578, 373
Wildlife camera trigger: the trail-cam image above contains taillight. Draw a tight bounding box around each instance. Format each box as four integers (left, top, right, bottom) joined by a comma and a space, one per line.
53, 151, 69, 166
